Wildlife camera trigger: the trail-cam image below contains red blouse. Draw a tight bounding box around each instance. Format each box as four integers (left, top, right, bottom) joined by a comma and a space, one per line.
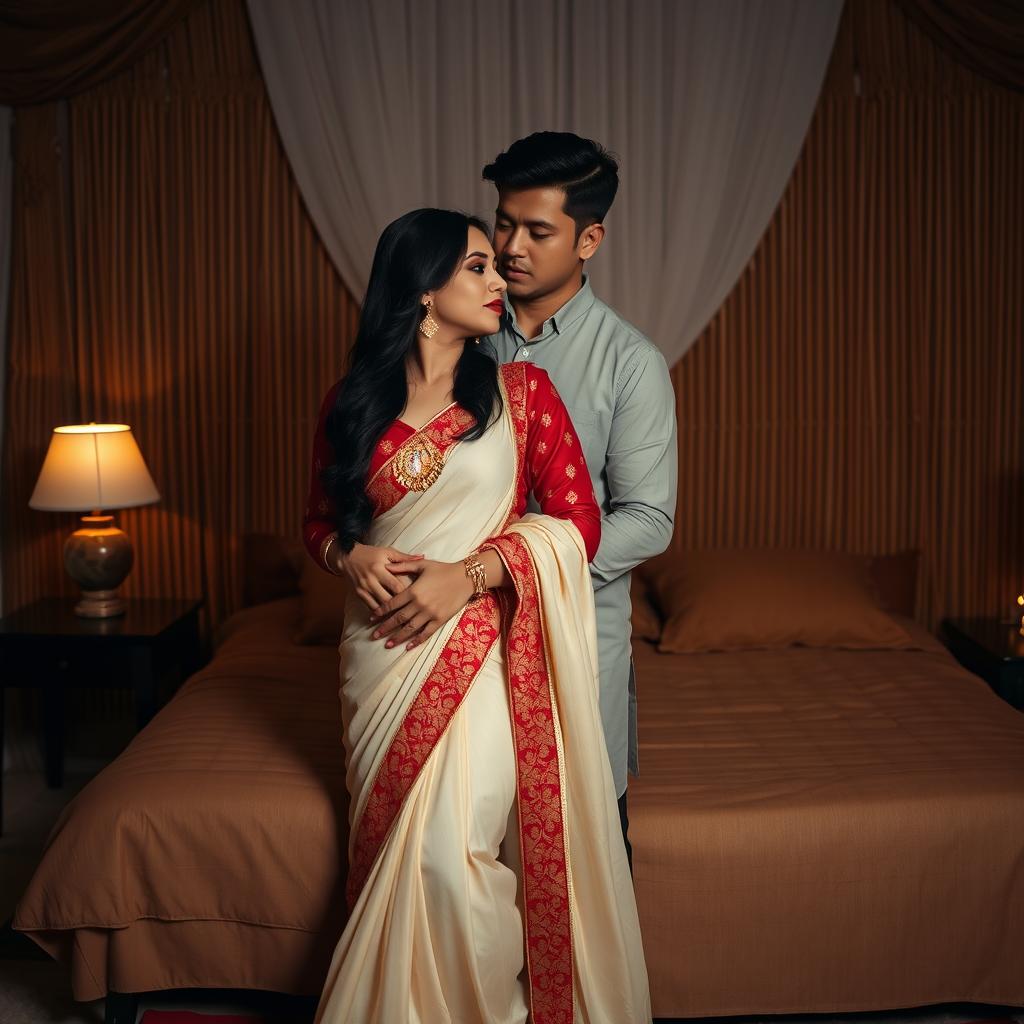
302, 362, 601, 570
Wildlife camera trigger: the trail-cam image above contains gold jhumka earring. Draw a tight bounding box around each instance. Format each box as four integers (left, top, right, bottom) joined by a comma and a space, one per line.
419, 301, 440, 338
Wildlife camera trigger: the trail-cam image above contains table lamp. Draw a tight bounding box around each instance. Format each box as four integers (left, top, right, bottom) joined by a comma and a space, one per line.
29, 423, 160, 618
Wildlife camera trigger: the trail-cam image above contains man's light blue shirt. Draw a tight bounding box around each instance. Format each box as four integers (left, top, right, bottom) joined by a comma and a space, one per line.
480, 273, 678, 797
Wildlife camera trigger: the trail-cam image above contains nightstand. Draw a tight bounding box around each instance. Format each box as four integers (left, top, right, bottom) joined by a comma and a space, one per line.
940, 617, 1024, 710
0, 596, 203, 835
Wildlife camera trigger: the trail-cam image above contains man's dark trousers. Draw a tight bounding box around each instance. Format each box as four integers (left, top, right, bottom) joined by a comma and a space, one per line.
617, 790, 633, 876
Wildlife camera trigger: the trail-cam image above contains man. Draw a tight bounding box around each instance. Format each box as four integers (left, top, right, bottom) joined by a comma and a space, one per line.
479, 131, 678, 870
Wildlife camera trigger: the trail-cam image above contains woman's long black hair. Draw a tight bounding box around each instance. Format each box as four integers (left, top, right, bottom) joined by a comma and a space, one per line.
322, 208, 503, 553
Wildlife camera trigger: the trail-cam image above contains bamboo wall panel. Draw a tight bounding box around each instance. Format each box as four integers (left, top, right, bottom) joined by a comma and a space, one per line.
671, 0, 1022, 627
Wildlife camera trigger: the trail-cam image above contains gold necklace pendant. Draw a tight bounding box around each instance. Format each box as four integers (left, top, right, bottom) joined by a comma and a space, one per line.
393, 434, 444, 491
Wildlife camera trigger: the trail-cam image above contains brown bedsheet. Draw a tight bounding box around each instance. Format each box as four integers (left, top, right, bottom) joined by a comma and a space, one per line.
14, 597, 351, 1000
631, 616, 1024, 1016
14, 602, 1024, 1014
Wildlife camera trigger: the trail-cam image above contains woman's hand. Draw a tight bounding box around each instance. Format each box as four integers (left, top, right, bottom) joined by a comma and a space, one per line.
337, 542, 425, 614
368, 559, 476, 650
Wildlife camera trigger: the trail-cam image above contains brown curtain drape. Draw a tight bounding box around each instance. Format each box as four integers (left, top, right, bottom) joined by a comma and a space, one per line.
895, 0, 1024, 93
2, 0, 1021, 657
0, 0, 202, 105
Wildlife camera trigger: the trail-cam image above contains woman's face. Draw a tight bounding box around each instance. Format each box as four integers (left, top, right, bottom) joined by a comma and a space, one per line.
427, 226, 507, 340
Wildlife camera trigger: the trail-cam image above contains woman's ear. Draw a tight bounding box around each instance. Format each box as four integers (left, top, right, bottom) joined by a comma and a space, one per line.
420, 292, 434, 307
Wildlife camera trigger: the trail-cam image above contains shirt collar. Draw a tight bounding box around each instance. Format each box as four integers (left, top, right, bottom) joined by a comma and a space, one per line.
502, 273, 596, 341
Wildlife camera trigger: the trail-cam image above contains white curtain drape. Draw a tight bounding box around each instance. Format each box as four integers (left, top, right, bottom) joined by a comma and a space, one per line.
247, 0, 842, 368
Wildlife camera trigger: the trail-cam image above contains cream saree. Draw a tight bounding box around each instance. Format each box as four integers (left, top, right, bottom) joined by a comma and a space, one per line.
314, 366, 651, 1023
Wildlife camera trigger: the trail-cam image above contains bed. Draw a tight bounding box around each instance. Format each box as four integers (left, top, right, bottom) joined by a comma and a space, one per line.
631, 625, 1024, 1015
12, 538, 1024, 1018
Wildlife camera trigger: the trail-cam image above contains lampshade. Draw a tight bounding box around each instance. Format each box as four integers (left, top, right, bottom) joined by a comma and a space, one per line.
29, 423, 160, 512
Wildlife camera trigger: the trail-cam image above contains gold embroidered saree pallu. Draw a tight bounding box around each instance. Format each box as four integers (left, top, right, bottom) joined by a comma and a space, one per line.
315, 370, 651, 1024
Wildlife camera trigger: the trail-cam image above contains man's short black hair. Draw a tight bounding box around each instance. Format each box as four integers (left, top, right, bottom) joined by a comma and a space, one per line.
482, 131, 619, 242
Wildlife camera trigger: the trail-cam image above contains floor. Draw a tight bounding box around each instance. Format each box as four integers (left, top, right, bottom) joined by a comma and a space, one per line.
1, 709, 1022, 1024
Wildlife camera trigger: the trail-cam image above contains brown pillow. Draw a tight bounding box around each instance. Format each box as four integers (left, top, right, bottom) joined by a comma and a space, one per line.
293, 556, 352, 645
646, 548, 917, 654
630, 573, 662, 642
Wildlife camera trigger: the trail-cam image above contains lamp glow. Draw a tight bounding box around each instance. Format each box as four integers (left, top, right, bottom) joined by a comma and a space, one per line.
29, 423, 160, 617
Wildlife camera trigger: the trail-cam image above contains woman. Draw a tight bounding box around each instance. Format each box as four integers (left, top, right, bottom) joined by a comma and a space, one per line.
302, 208, 650, 1023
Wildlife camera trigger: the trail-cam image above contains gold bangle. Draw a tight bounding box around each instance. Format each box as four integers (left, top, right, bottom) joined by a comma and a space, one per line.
463, 555, 487, 601
320, 532, 344, 575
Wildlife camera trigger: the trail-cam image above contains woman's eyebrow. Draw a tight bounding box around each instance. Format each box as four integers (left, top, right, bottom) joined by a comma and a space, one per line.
463, 251, 490, 261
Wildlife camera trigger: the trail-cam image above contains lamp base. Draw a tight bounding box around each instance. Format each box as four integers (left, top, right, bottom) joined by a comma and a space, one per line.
75, 588, 126, 618
64, 515, 134, 619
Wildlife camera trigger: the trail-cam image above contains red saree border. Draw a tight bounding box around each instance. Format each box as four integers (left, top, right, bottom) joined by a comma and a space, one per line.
480, 532, 574, 1024
366, 404, 478, 517
497, 362, 529, 534
345, 591, 502, 911
492, 363, 574, 1022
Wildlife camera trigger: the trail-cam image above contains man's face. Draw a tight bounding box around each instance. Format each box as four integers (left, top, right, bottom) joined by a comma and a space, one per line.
492, 186, 583, 301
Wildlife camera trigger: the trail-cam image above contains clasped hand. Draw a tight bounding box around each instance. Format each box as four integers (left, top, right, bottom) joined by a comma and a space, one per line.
340, 542, 475, 651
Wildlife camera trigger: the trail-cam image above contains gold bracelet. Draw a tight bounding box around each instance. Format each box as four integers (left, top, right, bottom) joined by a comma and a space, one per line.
463, 554, 487, 601
320, 532, 344, 575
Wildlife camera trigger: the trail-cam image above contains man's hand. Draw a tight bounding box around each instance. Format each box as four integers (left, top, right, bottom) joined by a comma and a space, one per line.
368, 559, 475, 650
337, 542, 425, 614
